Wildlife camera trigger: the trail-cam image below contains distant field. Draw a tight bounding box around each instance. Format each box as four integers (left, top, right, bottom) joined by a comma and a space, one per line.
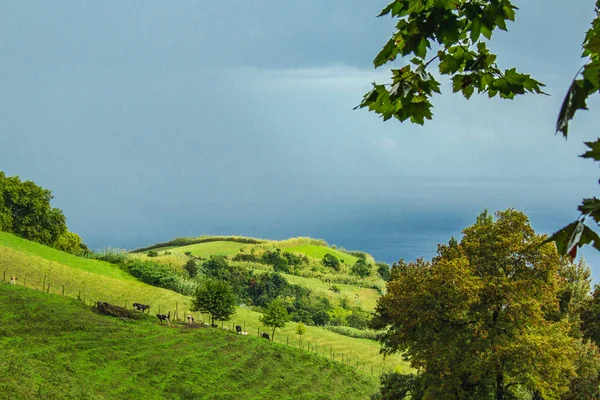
252, 269, 381, 311
162, 241, 248, 257
0, 232, 409, 375
0, 284, 379, 399
283, 245, 361, 265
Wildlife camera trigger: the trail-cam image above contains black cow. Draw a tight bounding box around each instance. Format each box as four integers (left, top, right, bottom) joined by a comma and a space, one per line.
261, 332, 270, 341
156, 311, 171, 325
236, 325, 242, 333
133, 303, 150, 313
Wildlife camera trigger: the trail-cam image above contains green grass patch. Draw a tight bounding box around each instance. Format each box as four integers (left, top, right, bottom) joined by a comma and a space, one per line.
167, 241, 249, 258
0, 284, 379, 399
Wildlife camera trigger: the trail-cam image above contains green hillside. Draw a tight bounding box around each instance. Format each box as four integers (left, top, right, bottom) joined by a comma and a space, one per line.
167, 240, 249, 257
0, 231, 408, 376
282, 245, 362, 265
0, 284, 378, 399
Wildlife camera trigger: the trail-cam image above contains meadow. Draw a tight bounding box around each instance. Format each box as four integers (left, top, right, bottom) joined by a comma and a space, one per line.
0, 284, 379, 400
0, 232, 409, 376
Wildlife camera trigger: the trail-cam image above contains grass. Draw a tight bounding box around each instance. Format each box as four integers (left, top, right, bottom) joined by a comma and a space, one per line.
0, 284, 380, 400
282, 245, 361, 265
0, 232, 410, 376
166, 241, 249, 258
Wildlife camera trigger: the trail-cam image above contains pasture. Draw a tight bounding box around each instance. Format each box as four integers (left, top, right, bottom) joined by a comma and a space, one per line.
0, 284, 379, 399
0, 232, 409, 375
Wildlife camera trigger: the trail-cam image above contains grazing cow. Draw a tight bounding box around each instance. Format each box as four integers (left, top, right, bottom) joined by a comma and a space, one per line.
132, 303, 150, 313
156, 311, 171, 325
261, 332, 270, 341
235, 325, 242, 334
9, 276, 16, 285
187, 315, 195, 325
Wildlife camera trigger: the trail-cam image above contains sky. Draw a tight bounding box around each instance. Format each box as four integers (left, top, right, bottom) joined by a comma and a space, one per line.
1, 1, 600, 278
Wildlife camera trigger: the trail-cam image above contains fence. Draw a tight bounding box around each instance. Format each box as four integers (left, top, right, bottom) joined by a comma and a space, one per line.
2, 269, 392, 378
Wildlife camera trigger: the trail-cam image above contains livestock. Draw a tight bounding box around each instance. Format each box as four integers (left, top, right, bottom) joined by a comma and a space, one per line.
187, 315, 196, 325
261, 332, 270, 341
132, 303, 150, 313
9, 276, 16, 285
156, 311, 171, 325
235, 325, 242, 333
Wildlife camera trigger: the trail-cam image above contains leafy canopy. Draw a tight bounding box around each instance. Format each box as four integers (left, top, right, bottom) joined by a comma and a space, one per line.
191, 278, 237, 326
358, 0, 600, 257
371, 209, 582, 399
259, 298, 290, 342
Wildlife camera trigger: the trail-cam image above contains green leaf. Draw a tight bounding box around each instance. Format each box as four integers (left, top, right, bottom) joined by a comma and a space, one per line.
462, 85, 474, 99
580, 139, 600, 162
556, 80, 589, 138
578, 198, 600, 224
470, 18, 482, 42
480, 73, 494, 90
374, 39, 396, 68
439, 55, 462, 74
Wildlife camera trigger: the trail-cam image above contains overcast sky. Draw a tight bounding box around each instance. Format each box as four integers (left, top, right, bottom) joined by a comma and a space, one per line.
2, 1, 599, 277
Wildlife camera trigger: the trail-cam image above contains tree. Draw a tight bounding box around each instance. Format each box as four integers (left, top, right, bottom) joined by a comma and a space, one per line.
351, 258, 371, 278
0, 172, 68, 246
376, 262, 391, 281
322, 253, 341, 271
184, 258, 199, 278
357, 1, 600, 258
296, 321, 306, 345
259, 298, 290, 342
191, 278, 236, 326
371, 209, 581, 399
202, 255, 230, 280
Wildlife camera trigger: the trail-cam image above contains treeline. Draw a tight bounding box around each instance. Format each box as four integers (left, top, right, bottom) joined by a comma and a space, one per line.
130, 236, 268, 253
0, 172, 88, 256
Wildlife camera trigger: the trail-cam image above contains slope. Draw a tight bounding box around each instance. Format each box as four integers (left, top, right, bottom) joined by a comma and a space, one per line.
0, 284, 378, 400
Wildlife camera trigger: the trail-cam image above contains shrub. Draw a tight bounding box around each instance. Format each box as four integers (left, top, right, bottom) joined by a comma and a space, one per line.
351, 259, 371, 278
147, 250, 159, 257
232, 253, 263, 263
376, 262, 391, 281
322, 253, 340, 271
184, 259, 199, 278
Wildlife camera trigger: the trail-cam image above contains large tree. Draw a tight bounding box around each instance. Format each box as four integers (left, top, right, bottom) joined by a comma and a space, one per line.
356, 0, 600, 257
371, 209, 584, 399
191, 278, 237, 326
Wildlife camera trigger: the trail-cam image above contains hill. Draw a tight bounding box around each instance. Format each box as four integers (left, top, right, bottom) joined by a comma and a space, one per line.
0, 284, 378, 399
0, 231, 408, 376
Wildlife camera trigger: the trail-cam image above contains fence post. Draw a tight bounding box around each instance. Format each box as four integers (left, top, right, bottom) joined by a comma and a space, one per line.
287, 336, 289, 346
24, 274, 27, 287
257, 328, 260, 337
47, 283, 50, 293
2, 271, 5, 282
62, 285, 65, 296
43, 274, 46, 292
244, 321, 246, 333
371, 365, 373, 375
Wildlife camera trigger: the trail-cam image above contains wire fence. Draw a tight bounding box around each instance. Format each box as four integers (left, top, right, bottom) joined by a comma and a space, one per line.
2, 269, 392, 378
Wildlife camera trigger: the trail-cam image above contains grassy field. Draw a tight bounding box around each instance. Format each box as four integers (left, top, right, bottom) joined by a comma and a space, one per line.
0, 284, 379, 400
161, 241, 249, 258
282, 245, 362, 265
0, 232, 409, 376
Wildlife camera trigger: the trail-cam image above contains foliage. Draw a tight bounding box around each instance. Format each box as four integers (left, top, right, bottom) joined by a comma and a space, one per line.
54, 231, 90, 256
147, 250, 158, 257
191, 278, 237, 326
325, 325, 380, 341
262, 249, 291, 273
259, 298, 290, 341
184, 258, 198, 278
127, 258, 195, 295
201, 255, 230, 280
375, 262, 390, 281
296, 321, 306, 337
370, 372, 425, 400
351, 259, 372, 278
322, 253, 341, 271
131, 235, 268, 253
371, 209, 582, 399
0, 171, 88, 254
359, 1, 600, 257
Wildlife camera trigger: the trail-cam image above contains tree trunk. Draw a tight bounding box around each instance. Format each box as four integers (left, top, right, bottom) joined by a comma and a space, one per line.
496, 372, 505, 400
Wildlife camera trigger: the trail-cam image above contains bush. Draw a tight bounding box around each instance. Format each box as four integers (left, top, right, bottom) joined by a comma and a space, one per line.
202, 255, 230, 280
325, 325, 379, 341
147, 250, 159, 257
184, 259, 199, 278
232, 253, 263, 263
376, 262, 391, 281
322, 253, 341, 271
351, 259, 371, 278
